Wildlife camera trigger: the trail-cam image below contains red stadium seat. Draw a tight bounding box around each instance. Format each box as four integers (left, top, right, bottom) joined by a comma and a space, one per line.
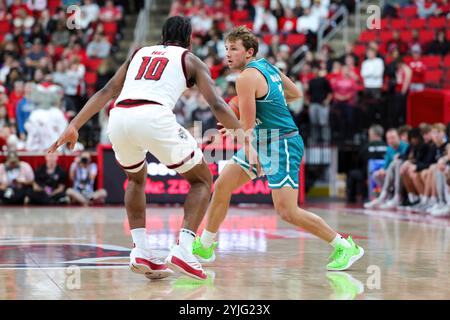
421, 55, 441, 69
85, 72, 97, 86
353, 44, 366, 58
285, 33, 306, 47
391, 19, 407, 29
399, 6, 417, 18
399, 30, 413, 42
443, 55, 450, 67
0, 20, 10, 33
86, 58, 104, 71
380, 30, 393, 42
403, 56, 413, 64
102, 22, 118, 35
262, 34, 273, 45
244, 21, 254, 30
428, 17, 446, 29
410, 18, 426, 29
359, 31, 377, 43
424, 70, 443, 85
379, 18, 389, 29
446, 69, 450, 81
231, 9, 249, 22
419, 30, 434, 44
48, 0, 61, 14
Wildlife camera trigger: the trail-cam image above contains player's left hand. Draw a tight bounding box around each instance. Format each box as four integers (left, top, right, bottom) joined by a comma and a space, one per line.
245, 143, 262, 177
48, 123, 79, 153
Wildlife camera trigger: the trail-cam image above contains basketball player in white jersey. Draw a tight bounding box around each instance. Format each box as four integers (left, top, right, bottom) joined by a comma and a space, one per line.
48, 16, 242, 280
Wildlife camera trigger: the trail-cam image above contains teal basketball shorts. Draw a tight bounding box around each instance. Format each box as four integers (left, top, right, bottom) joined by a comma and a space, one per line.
231, 133, 304, 189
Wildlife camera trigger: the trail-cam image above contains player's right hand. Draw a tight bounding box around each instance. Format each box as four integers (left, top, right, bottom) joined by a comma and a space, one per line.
48, 124, 79, 153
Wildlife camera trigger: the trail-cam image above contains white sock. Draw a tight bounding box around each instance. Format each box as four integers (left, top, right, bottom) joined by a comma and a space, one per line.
429, 196, 437, 204
131, 228, 148, 250
420, 195, 428, 204
200, 230, 216, 248
408, 193, 418, 203
179, 228, 196, 253
330, 234, 351, 248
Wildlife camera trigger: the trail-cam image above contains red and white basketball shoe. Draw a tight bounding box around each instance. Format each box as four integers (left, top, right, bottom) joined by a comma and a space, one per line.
165, 245, 207, 280
130, 247, 173, 280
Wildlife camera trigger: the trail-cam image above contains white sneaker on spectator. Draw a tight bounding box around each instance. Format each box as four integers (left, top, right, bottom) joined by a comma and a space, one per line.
430, 205, 450, 216
379, 197, 400, 210
426, 202, 444, 214
364, 197, 384, 209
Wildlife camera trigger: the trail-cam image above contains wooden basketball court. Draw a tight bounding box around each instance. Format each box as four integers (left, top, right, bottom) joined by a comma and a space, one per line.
0, 204, 449, 300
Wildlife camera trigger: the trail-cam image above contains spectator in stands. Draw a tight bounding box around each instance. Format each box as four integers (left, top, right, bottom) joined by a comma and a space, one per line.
382, 0, 410, 18
430, 144, 450, 216
385, 30, 408, 56
16, 81, 36, 139
0, 150, 34, 205
81, 0, 100, 26
308, 67, 332, 143
278, 8, 297, 34
51, 20, 70, 47
409, 29, 422, 54
398, 124, 412, 143
361, 47, 385, 128
25, 39, 48, 79
66, 151, 107, 206
0, 104, 9, 128
7, 80, 24, 123
388, 57, 412, 128
364, 128, 409, 209
28, 152, 69, 205
62, 57, 85, 115
231, 0, 255, 20
376, 127, 423, 209
191, 8, 213, 35
253, 0, 278, 34
409, 123, 447, 212
416, 0, 438, 18
399, 124, 432, 207
426, 29, 450, 56
296, 7, 320, 48
86, 33, 111, 59
0, 55, 17, 84
25, 22, 48, 46
333, 65, 359, 141
191, 95, 217, 139
99, 0, 123, 23
270, 0, 298, 10
11, 0, 35, 29
408, 44, 426, 92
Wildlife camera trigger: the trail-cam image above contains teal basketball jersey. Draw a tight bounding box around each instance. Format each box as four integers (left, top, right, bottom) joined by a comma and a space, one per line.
244, 58, 298, 140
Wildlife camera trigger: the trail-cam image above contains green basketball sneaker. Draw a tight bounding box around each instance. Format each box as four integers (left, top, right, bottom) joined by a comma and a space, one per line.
192, 237, 218, 263
326, 272, 364, 300
327, 236, 364, 271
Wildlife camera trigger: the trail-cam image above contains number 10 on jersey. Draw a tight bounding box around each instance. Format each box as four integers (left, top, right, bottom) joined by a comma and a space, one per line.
135, 57, 169, 81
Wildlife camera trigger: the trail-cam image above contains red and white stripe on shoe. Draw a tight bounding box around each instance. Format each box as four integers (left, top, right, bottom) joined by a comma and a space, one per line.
167, 254, 207, 280
130, 247, 173, 280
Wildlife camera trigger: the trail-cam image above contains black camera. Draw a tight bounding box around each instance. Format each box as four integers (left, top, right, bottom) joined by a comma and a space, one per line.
80, 157, 89, 164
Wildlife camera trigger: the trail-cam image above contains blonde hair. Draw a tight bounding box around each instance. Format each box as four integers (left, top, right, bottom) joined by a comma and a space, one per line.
225, 26, 259, 57
432, 123, 446, 132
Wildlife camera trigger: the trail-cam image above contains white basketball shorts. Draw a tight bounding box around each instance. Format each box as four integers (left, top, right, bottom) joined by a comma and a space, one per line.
107, 102, 203, 173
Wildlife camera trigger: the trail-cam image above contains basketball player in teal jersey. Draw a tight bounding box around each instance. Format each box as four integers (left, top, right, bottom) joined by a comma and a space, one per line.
193, 27, 364, 271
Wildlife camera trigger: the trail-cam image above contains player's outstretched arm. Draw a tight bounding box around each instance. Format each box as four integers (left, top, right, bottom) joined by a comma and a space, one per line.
48, 60, 129, 152
186, 53, 241, 130
280, 72, 302, 103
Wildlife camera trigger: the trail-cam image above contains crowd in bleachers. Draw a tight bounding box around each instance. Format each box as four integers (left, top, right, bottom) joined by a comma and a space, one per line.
0, 0, 134, 153
1, 1, 450, 207
169, 0, 450, 148
354, 122, 450, 216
